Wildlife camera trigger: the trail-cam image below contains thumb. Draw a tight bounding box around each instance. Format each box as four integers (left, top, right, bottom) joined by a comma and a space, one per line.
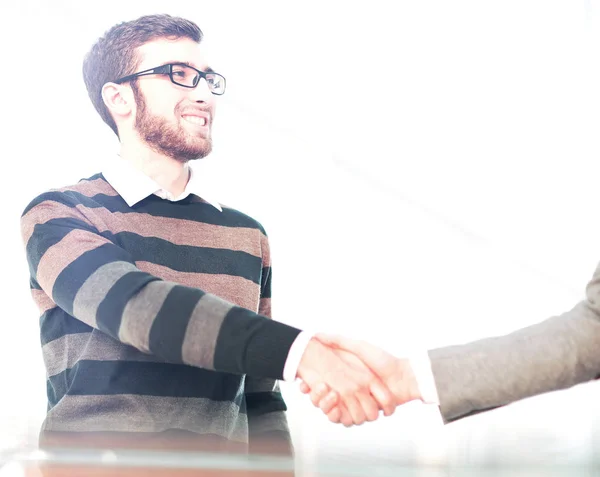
316, 333, 373, 357
317, 333, 390, 372
315, 333, 359, 351
316, 333, 378, 367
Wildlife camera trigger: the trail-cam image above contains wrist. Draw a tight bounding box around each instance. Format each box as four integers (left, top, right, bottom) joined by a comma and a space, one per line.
296, 338, 319, 381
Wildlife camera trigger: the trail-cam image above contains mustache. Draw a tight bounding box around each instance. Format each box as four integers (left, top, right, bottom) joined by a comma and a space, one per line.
177, 104, 213, 116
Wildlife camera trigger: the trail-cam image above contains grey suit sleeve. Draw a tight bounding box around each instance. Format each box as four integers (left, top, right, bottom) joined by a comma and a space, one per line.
429, 262, 600, 423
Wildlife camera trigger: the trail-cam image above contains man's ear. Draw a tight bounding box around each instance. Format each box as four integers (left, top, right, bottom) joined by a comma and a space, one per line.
101, 82, 135, 120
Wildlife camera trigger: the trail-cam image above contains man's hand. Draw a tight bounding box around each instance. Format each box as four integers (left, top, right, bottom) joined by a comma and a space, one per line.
299, 334, 422, 425
296, 338, 396, 427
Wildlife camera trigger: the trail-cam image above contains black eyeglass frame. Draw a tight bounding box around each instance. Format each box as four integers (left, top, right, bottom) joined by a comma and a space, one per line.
113, 63, 226, 95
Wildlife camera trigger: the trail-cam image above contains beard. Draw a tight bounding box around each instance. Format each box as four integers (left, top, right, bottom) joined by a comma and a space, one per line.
132, 86, 213, 163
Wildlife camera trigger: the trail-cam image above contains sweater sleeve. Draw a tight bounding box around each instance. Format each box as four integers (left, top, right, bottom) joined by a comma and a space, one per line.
245, 236, 293, 456
21, 191, 301, 380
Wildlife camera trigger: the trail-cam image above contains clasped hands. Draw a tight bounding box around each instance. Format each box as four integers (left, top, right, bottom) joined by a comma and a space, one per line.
296, 334, 422, 427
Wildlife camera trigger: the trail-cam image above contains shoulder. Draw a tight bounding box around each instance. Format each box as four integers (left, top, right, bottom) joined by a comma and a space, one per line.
21, 174, 118, 218
219, 204, 269, 237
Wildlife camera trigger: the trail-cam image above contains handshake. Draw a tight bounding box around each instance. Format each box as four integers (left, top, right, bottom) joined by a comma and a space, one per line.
296, 334, 423, 427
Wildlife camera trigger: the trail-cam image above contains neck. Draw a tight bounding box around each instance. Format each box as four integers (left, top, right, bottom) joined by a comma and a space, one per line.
119, 139, 189, 197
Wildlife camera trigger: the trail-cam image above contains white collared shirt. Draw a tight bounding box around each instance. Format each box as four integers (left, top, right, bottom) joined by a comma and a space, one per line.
102, 157, 222, 210
101, 156, 307, 382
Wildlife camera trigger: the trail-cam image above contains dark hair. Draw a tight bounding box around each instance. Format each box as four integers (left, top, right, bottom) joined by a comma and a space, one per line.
82, 14, 203, 137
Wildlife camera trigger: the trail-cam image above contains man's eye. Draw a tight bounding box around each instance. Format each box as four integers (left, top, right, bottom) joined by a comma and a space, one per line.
172, 71, 186, 77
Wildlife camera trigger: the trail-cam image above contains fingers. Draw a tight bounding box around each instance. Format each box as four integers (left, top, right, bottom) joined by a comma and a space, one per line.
308, 380, 396, 420
309, 383, 329, 407
327, 406, 342, 424
305, 379, 371, 425
299, 380, 340, 414
310, 385, 386, 421
319, 391, 338, 414
302, 381, 347, 423
337, 403, 354, 427
297, 339, 385, 426
354, 390, 379, 422
299, 379, 348, 425
369, 380, 396, 417
336, 370, 379, 424
333, 349, 393, 418
299, 381, 338, 412
299, 380, 341, 419
317, 334, 407, 413
323, 402, 352, 427
342, 393, 367, 425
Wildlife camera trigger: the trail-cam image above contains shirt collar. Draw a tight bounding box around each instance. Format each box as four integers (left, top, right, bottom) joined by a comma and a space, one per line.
102, 156, 222, 212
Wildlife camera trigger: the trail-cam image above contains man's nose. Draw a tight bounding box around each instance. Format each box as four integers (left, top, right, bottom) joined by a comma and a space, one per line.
189, 77, 213, 103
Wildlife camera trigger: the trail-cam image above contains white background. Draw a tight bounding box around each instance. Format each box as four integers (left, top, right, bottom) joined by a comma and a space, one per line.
1, 0, 600, 470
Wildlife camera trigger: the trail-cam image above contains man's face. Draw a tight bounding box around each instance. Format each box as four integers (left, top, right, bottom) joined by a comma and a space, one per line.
131, 38, 217, 162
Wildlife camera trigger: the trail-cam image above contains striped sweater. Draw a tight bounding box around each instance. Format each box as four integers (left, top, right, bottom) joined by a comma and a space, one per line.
20, 173, 301, 454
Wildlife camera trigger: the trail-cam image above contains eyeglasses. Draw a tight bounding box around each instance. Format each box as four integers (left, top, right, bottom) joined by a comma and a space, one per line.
114, 63, 226, 95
